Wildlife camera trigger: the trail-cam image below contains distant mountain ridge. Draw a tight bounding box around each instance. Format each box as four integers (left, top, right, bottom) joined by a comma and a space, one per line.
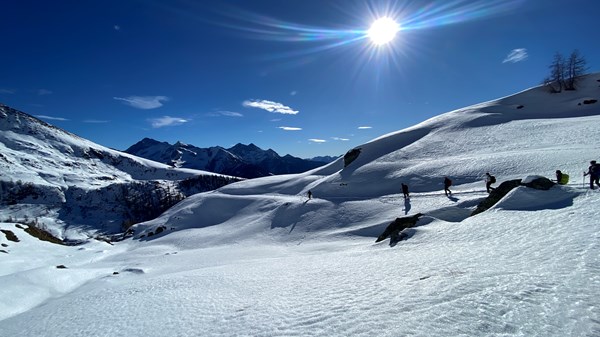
0, 104, 239, 240
125, 138, 327, 178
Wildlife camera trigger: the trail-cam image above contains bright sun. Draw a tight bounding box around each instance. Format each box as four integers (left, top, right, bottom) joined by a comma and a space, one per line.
368, 17, 400, 45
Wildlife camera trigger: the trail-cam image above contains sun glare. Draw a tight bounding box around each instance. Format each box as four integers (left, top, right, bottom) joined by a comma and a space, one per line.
368, 17, 399, 45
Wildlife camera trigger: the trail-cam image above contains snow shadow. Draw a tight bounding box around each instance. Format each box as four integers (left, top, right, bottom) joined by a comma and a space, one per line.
403, 198, 411, 215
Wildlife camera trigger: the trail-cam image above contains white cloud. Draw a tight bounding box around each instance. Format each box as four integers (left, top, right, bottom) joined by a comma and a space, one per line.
358, 126, 372, 130
83, 119, 110, 123
149, 116, 188, 128
290, 91, 298, 96
309, 139, 326, 143
114, 96, 169, 109
278, 126, 302, 131
207, 111, 243, 117
332, 137, 350, 141
114, 25, 121, 31
37, 89, 52, 95
243, 99, 299, 115
35, 115, 69, 121
0, 89, 15, 94
503, 48, 528, 63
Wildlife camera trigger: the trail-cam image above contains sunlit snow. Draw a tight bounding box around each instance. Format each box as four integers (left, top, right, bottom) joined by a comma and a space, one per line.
1, 75, 599, 336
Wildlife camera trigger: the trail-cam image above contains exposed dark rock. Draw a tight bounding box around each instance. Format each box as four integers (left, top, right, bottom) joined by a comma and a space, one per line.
471, 177, 556, 216
516, 105, 524, 109
471, 179, 522, 216
376, 213, 424, 244
1, 243, 8, 247
56, 265, 67, 269
24, 224, 64, 245
1, 229, 19, 242
155, 226, 166, 235
522, 176, 556, 190
344, 148, 361, 167
0, 250, 8, 254
583, 99, 597, 105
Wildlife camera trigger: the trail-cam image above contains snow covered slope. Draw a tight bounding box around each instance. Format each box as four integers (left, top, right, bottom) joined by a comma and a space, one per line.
131, 73, 600, 241
1, 75, 599, 336
0, 105, 238, 239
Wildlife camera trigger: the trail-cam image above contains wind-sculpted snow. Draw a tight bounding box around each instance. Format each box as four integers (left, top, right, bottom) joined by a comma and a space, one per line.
1, 186, 599, 336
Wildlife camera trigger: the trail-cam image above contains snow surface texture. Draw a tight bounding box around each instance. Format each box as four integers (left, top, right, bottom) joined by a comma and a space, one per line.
1, 75, 600, 336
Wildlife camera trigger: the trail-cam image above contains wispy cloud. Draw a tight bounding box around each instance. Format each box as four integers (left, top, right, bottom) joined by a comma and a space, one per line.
114, 96, 169, 109
0, 88, 15, 94
243, 99, 299, 115
309, 139, 326, 143
332, 137, 350, 141
278, 126, 302, 131
83, 119, 110, 123
114, 25, 121, 31
207, 110, 243, 117
290, 91, 298, 96
37, 89, 52, 95
358, 126, 372, 130
503, 48, 528, 63
35, 115, 69, 121
149, 116, 188, 128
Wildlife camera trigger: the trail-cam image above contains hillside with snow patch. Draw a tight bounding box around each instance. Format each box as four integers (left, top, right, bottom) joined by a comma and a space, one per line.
1, 75, 599, 336
0, 105, 239, 239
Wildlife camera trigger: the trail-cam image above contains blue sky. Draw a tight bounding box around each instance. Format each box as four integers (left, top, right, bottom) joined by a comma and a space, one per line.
1, 0, 599, 158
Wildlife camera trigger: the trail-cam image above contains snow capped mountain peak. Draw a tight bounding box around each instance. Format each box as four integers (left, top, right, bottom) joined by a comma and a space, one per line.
125, 139, 326, 178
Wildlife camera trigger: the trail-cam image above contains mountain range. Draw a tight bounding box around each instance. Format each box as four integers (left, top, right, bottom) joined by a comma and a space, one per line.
125, 138, 333, 178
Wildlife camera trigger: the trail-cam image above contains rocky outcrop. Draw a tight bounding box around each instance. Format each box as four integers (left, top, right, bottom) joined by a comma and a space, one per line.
521, 176, 556, 190
343, 148, 361, 167
376, 213, 424, 244
471, 176, 556, 216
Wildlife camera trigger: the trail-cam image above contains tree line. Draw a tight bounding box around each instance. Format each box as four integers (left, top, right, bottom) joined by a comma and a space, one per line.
543, 50, 588, 93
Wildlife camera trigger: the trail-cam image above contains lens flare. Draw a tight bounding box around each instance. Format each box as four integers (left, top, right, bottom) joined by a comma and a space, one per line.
368, 17, 400, 45
190, 0, 523, 64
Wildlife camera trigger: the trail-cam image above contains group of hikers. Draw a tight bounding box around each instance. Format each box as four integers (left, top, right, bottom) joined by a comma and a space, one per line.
398, 159, 600, 200
305, 160, 600, 201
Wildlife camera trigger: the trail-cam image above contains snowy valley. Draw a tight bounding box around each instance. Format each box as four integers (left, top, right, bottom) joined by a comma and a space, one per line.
1, 74, 600, 336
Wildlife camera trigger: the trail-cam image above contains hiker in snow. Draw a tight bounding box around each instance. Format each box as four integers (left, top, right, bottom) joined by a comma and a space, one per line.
556, 170, 569, 185
401, 183, 410, 199
307, 190, 313, 199
485, 172, 496, 193
583, 160, 600, 189
443, 177, 452, 196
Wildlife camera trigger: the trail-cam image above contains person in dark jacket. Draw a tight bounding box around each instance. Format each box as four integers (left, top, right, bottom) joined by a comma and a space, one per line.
584, 160, 600, 189
556, 170, 563, 184
485, 172, 496, 193
401, 183, 409, 199
444, 177, 452, 196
